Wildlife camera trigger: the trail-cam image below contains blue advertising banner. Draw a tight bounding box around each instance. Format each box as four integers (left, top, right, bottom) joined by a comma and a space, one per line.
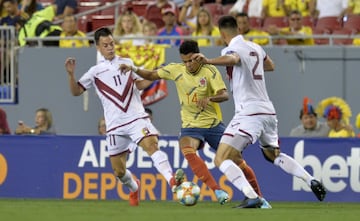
0, 136, 359, 202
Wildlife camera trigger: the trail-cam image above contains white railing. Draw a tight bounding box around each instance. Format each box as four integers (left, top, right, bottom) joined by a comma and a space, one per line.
21, 34, 360, 47
0, 26, 17, 103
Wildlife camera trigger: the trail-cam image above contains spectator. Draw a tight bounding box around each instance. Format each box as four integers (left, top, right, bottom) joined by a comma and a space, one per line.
145, 0, 179, 29
229, 0, 263, 18
284, 0, 311, 17
262, 0, 287, 19
156, 7, 183, 47
356, 113, 360, 137
113, 10, 143, 45
15, 4, 62, 46
191, 7, 222, 46
140, 20, 158, 45
59, 15, 89, 48
0, 107, 11, 134
98, 116, 106, 135
178, 0, 203, 31
15, 108, 56, 135
316, 97, 355, 138
53, 0, 77, 21
18, 0, 43, 17
0, 0, 28, 27
235, 12, 270, 45
289, 97, 329, 137
268, 9, 314, 45
310, 0, 348, 20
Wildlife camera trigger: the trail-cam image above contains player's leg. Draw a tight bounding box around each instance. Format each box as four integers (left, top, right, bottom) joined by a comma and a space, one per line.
110, 153, 140, 206
207, 122, 262, 197
107, 135, 139, 206
180, 136, 222, 190
139, 135, 180, 189
260, 115, 326, 201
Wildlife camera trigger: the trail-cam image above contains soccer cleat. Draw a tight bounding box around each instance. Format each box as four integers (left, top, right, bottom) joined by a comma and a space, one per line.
260, 197, 272, 209
215, 189, 229, 205
129, 179, 140, 206
310, 179, 326, 201
171, 168, 185, 192
234, 197, 262, 208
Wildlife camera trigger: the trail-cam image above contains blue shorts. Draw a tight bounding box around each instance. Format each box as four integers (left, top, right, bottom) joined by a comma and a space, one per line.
179, 122, 225, 150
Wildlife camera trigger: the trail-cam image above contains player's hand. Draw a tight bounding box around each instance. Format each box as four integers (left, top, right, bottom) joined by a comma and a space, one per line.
119, 64, 132, 74
191, 53, 208, 64
65, 57, 76, 75
197, 97, 210, 111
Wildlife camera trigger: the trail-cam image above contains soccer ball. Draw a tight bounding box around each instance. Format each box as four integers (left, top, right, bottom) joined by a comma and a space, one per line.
176, 181, 201, 206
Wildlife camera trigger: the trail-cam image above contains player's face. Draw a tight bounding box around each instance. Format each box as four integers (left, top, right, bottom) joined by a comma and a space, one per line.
97, 35, 115, 61
180, 53, 201, 74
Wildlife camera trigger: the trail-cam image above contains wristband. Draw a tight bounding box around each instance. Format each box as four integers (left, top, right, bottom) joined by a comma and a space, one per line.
132, 66, 138, 73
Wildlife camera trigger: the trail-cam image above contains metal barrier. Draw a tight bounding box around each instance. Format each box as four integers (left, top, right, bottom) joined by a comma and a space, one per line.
0, 26, 17, 104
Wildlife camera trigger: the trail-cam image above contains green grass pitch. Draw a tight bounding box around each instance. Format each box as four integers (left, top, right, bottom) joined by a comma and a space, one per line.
1, 199, 359, 221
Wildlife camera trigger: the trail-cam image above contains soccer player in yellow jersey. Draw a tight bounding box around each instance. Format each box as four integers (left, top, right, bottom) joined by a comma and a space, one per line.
120, 40, 271, 208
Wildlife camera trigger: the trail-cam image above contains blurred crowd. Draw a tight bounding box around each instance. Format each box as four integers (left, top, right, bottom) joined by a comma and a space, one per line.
0, 0, 360, 47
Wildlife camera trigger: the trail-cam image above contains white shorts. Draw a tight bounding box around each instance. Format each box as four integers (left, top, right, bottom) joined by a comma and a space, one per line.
106, 118, 159, 156
221, 114, 279, 152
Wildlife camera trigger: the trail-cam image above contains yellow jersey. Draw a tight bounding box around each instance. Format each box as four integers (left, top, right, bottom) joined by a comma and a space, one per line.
349, 0, 360, 14
157, 63, 227, 128
192, 27, 221, 47
328, 129, 355, 138
285, 0, 311, 17
59, 30, 90, 48
280, 26, 314, 45
263, 0, 287, 17
243, 29, 270, 45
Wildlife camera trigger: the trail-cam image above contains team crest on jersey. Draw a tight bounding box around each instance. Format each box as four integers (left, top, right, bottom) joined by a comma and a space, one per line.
199, 78, 207, 87
142, 127, 151, 136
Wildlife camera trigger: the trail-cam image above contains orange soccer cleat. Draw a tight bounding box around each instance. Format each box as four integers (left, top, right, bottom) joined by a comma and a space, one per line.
129, 179, 140, 206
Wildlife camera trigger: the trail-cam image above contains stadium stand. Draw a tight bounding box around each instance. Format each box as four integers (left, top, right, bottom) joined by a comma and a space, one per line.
262, 16, 288, 31
332, 29, 354, 45
315, 16, 342, 33
91, 15, 115, 30
343, 15, 360, 33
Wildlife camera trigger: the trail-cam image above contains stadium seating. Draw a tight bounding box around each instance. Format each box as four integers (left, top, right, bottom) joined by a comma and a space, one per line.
332, 29, 354, 45
315, 16, 342, 33
78, 1, 103, 16
302, 16, 315, 28
343, 15, 360, 33
222, 3, 234, 15
262, 16, 288, 31
77, 15, 92, 33
91, 15, 115, 31
249, 17, 262, 29
312, 28, 330, 45
203, 2, 224, 24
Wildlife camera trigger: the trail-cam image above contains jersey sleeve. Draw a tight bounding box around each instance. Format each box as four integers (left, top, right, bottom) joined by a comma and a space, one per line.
157, 63, 180, 80
208, 65, 227, 94
78, 66, 96, 90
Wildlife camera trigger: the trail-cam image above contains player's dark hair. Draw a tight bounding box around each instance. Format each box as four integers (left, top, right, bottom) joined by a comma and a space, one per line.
218, 16, 238, 31
94, 27, 112, 45
179, 40, 200, 55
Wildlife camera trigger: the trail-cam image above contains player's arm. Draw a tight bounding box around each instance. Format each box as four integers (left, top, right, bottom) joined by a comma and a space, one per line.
192, 53, 240, 66
197, 89, 228, 110
135, 79, 154, 90
119, 64, 161, 81
264, 55, 275, 72
65, 57, 85, 96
